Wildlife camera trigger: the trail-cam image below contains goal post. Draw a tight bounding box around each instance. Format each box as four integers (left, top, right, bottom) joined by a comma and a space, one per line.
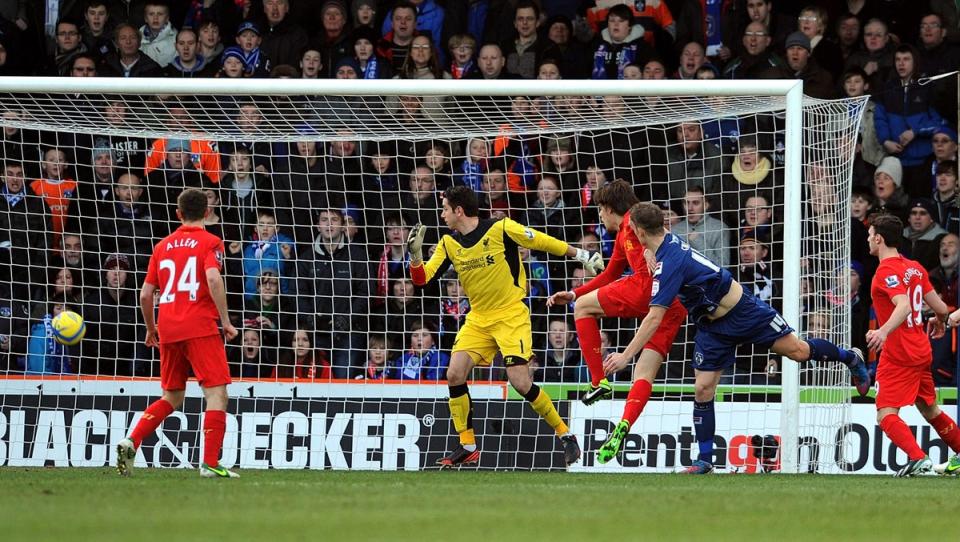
0, 77, 867, 473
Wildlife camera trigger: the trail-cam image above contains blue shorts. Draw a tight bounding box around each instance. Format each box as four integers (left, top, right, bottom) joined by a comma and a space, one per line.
692, 293, 794, 371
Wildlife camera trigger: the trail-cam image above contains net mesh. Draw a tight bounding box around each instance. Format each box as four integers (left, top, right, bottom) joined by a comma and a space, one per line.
0, 84, 866, 472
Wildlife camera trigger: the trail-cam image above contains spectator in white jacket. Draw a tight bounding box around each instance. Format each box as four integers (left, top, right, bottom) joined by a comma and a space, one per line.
138, 1, 176, 67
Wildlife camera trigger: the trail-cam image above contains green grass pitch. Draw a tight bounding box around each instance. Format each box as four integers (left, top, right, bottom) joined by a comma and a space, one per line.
1, 468, 955, 542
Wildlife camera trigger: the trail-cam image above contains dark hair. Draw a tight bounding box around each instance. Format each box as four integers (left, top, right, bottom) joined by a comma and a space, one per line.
629, 202, 665, 235
56, 18, 81, 31
842, 67, 868, 83
607, 4, 634, 25
938, 159, 958, 176
869, 213, 903, 248
177, 188, 208, 221
515, 0, 540, 19
443, 185, 480, 217
270, 64, 299, 78
594, 179, 639, 216
894, 44, 919, 75
738, 135, 759, 151
70, 52, 98, 69
393, 1, 418, 18
851, 186, 876, 205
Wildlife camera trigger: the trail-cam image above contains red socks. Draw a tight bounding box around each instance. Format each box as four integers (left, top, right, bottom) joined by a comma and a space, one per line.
575, 317, 603, 386
880, 414, 925, 461
129, 399, 175, 448
622, 379, 652, 427
203, 410, 227, 467
930, 411, 960, 453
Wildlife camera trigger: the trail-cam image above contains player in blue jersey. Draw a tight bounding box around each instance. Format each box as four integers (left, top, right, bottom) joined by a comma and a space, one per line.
600, 202, 871, 473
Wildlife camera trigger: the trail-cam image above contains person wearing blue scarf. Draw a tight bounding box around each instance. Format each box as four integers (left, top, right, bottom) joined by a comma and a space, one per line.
234, 22, 271, 77
390, 324, 449, 380
23, 303, 75, 374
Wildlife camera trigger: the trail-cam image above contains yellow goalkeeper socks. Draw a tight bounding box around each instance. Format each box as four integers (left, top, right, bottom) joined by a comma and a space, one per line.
448, 384, 476, 446
524, 384, 569, 436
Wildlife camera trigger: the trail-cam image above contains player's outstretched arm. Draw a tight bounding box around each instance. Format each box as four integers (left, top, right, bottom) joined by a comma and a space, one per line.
206, 268, 238, 341
139, 282, 159, 348
501, 218, 605, 274
603, 305, 666, 374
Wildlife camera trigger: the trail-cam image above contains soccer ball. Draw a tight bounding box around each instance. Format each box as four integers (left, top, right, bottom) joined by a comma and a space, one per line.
51, 311, 86, 346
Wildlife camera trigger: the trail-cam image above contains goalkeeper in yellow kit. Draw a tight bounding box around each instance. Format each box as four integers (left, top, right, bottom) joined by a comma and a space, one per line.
409, 186, 605, 468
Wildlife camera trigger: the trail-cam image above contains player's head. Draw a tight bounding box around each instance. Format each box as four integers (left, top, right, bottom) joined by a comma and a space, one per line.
594, 179, 639, 229
176, 188, 209, 222
442, 185, 479, 228
628, 202, 666, 244
867, 213, 903, 255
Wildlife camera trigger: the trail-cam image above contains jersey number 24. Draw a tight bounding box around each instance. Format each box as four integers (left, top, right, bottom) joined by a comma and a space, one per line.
159, 256, 200, 304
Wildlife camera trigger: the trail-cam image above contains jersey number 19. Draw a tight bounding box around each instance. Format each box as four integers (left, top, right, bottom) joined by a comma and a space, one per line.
904, 284, 923, 329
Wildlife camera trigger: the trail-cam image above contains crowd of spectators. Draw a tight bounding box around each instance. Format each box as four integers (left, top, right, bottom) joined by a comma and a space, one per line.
0, 0, 958, 388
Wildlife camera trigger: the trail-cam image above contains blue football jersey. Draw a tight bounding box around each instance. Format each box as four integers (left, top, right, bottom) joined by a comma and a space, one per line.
650, 232, 734, 322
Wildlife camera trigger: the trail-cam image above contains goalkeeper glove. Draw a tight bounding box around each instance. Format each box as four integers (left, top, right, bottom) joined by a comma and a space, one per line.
406, 223, 426, 261
575, 248, 605, 275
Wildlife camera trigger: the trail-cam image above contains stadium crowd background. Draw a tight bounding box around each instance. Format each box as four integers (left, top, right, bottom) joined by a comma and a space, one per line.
0, 0, 957, 388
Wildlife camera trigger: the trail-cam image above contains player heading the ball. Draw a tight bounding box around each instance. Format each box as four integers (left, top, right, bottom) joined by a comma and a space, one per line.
545, 180, 687, 466
409, 185, 604, 468
601, 202, 871, 474
116, 188, 239, 479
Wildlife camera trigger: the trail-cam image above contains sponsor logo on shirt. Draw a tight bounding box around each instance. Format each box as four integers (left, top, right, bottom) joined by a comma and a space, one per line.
885, 275, 900, 288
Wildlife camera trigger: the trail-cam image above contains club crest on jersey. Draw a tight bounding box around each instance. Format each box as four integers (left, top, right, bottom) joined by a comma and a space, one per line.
651, 279, 660, 296
523, 228, 535, 240
885, 275, 900, 288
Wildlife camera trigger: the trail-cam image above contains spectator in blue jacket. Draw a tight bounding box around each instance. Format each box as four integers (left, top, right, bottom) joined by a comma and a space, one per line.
391, 321, 449, 380
242, 209, 295, 300
382, 0, 445, 63
23, 296, 78, 375
875, 44, 948, 198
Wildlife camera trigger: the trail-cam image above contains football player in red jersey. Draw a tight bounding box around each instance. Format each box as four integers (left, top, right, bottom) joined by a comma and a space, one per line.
866, 213, 960, 477
546, 180, 686, 464
116, 188, 239, 478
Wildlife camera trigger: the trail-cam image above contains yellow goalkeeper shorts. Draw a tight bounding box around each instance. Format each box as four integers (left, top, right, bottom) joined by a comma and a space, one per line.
452, 303, 533, 366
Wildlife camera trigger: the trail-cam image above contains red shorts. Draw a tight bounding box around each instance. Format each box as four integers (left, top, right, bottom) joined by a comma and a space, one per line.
875, 360, 936, 410
597, 277, 687, 358
160, 334, 231, 390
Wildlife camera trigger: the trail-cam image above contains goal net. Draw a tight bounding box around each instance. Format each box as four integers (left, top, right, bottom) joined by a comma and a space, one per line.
0, 78, 866, 473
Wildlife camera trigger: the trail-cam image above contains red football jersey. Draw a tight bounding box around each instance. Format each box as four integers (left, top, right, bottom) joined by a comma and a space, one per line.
870, 255, 934, 367
145, 225, 225, 343
574, 213, 651, 300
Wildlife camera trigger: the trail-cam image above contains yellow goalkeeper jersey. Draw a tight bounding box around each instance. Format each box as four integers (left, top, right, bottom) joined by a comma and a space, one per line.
414, 218, 570, 315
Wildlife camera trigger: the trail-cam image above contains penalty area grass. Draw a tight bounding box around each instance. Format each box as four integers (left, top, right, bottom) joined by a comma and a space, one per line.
0, 468, 954, 542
